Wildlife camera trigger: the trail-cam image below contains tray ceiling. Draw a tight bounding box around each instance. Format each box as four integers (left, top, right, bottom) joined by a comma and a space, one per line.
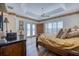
5, 3, 79, 20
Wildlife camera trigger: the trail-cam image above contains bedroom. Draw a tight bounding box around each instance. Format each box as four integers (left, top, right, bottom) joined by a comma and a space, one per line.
0, 3, 79, 56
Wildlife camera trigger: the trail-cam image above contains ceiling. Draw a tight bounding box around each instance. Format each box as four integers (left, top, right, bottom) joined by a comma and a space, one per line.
5, 3, 79, 20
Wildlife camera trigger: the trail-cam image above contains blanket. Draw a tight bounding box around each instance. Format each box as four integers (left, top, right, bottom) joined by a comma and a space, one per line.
38, 34, 79, 49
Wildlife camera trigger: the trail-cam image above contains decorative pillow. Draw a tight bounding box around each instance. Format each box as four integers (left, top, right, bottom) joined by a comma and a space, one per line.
72, 25, 79, 31
67, 30, 79, 38
61, 28, 71, 39
56, 29, 63, 38
71, 28, 79, 32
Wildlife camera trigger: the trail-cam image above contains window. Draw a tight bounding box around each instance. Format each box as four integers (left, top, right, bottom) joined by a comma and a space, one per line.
48, 23, 52, 33
26, 23, 31, 36
45, 21, 63, 33
26, 23, 36, 37
58, 21, 63, 31
52, 22, 57, 33
32, 24, 36, 36
45, 23, 48, 33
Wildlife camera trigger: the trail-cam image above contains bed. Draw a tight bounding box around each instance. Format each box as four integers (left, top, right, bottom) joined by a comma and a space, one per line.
36, 33, 79, 56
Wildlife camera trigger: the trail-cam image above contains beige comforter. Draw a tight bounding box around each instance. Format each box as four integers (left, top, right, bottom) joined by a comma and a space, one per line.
38, 34, 79, 49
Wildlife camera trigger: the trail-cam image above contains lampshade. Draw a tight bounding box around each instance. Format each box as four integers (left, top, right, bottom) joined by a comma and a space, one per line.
0, 3, 7, 12
4, 17, 9, 23
73, 25, 79, 29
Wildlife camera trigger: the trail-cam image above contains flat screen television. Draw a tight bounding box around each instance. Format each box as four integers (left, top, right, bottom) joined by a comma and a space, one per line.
6, 33, 17, 41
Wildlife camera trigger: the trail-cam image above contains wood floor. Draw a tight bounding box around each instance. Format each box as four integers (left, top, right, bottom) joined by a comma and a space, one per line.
27, 37, 57, 56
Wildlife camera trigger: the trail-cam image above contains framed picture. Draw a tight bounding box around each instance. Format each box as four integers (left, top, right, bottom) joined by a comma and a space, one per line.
19, 20, 24, 30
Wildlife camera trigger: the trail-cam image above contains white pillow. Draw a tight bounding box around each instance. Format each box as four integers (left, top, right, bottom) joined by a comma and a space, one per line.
0, 31, 6, 39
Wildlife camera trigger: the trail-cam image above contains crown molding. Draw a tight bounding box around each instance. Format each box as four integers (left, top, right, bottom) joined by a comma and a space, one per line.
7, 12, 39, 22
0, 11, 39, 22
39, 10, 79, 22
1, 10, 79, 23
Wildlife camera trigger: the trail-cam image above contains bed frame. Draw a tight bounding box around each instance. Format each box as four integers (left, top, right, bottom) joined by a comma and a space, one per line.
36, 35, 79, 56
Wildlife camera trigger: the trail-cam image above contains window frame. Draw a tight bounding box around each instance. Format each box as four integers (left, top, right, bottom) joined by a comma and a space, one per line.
44, 21, 63, 33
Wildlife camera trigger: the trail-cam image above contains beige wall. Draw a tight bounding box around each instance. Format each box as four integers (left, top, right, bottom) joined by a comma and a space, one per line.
3, 12, 79, 34
3, 13, 17, 32
2, 12, 37, 38
63, 14, 79, 28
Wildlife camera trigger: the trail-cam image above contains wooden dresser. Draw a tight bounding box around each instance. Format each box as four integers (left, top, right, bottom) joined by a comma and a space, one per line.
0, 40, 26, 56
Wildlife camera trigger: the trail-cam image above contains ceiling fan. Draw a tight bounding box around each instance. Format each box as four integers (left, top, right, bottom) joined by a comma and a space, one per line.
41, 13, 50, 17
40, 8, 50, 17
